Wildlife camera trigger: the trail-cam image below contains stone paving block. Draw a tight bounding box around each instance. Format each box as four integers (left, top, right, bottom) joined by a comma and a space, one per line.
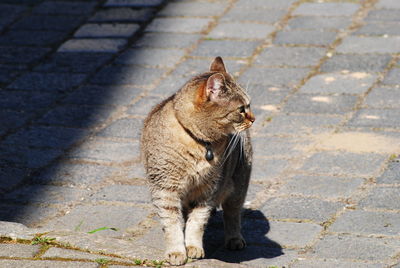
242, 219, 322, 247
122, 163, 146, 180
258, 114, 342, 136
274, 30, 337, 46
68, 138, 140, 163
91, 65, 164, 86
89, 7, 155, 23
300, 72, 377, 94
0, 67, 22, 84
291, 259, 384, 268
293, 2, 359, 17
146, 17, 211, 34
58, 38, 128, 53
0, 145, 62, 169
366, 9, 400, 22
222, 7, 286, 23
159, 1, 227, 17
42, 247, 128, 263
252, 136, 310, 158
281, 175, 364, 199
34, 162, 116, 186
32, 1, 97, 15
151, 74, 188, 96
321, 54, 391, 73
0, 166, 28, 193
251, 158, 290, 181
365, 87, 400, 108
261, 197, 342, 222
133, 32, 201, 49
38, 105, 111, 128
105, 0, 164, 8
245, 84, 290, 107
97, 118, 142, 139
0, 47, 51, 65
376, 0, 400, 9
383, 68, 400, 85
0, 243, 41, 258
377, 160, 400, 184
208, 22, 275, 39
126, 95, 162, 116
3, 126, 83, 149
0, 260, 97, 268
191, 39, 260, 58
356, 21, 400, 36
329, 210, 400, 236
0, 204, 58, 226
0, 30, 67, 46
236, 0, 297, 10
45, 204, 149, 236
91, 185, 151, 203
0, 110, 33, 131
240, 67, 309, 87
75, 23, 140, 38
35, 52, 112, 74
3, 185, 88, 205
348, 108, 400, 128
311, 235, 400, 261
0, 91, 59, 112
8, 72, 87, 92
302, 151, 386, 176
359, 187, 400, 210
63, 85, 142, 106
115, 48, 184, 68
284, 94, 357, 115
12, 15, 84, 31
0, 4, 27, 27
288, 16, 351, 30
255, 46, 326, 67
337, 36, 400, 53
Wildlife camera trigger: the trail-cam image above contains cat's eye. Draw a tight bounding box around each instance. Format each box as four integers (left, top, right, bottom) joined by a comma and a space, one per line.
239, 106, 245, 114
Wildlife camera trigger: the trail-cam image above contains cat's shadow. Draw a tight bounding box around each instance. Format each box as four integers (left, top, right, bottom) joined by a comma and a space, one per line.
203, 209, 283, 263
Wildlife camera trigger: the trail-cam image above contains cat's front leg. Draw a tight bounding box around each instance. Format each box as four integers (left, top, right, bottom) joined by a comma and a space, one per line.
184, 204, 212, 259
152, 190, 187, 265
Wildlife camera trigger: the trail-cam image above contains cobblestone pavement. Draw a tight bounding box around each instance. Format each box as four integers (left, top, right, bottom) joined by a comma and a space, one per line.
0, 0, 400, 267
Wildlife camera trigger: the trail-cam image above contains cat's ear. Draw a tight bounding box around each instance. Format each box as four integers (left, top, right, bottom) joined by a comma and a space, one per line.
206, 73, 225, 102
209, 56, 227, 73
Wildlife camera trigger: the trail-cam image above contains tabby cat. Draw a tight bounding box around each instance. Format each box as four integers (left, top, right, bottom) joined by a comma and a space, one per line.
141, 57, 255, 265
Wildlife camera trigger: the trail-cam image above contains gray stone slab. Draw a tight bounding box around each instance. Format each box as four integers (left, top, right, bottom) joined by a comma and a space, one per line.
366, 9, 400, 22
91, 65, 164, 86
293, 2, 360, 16
208, 22, 275, 39
115, 48, 184, 68
89, 7, 155, 23
151, 74, 188, 96
288, 16, 351, 30
105, 0, 164, 8
281, 175, 364, 199
91, 185, 151, 203
74, 23, 140, 38
97, 118, 142, 139
292, 259, 384, 268
191, 39, 260, 58
159, 1, 227, 17
300, 72, 377, 94
133, 32, 201, 49
261, 197, 342, 222
0, 260, 97, 268
337, 36, 400, 53
246, 84, 290, 107
359, 187, 400, 210
0, 30, 67, 46
0, 221, 43, 241
330, 210, 400, 236
42, 247, 128, 263
356, 21, 400, 36
348, 109, 400, 128
34, 162, 117, 186
58, 38, 128, 53
240, 67, 310, 87
33, 1, 97, 15
0, 110, 33, 130
68, 138, 140, 163
127, 95, 163, 116
255, 46, 326, 67
0, 167, 28, 193
222, 7, 286, 23
0, 204, 58, 227
377, 160, 400, 184
275, 30, 337, 46
0, 47, 50, 65
365, 87, 400, 108
236, 0, 297, 9
12, 15, 84, 31
383, 68, 400, 85
45, 204, 149, 236
251, 158, 290, 181
311, 235, 400, 261
321, 54, 391, 73
63, 85, 143, 106
252, 136, 310, 158
376, 0, 400, 9
301, 152, 386, 176
146, 17, 211, 33
7, 72, 87, 92
0, 243, 41, 258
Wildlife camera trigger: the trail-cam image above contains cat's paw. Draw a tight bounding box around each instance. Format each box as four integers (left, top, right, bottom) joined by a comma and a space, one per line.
167, 251, 187, 266
226, 237, 246, 250
186, 245, 205, 259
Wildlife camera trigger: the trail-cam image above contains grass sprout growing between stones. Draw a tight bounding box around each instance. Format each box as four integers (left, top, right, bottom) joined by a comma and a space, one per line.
87, 227, 118, 234
31, 236, 56, 245
95, 258, 111, 265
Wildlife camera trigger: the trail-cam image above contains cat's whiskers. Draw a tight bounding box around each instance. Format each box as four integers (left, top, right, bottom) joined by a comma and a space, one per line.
220, 132, 241, 166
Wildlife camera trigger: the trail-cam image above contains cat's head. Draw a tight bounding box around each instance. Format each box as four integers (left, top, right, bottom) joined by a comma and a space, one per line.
175, 57, 255, 141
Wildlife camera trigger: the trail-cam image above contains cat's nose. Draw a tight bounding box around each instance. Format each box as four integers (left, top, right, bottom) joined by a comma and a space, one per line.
246, 112, 255, 123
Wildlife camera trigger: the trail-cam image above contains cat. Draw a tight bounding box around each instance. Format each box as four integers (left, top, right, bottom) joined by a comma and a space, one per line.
140, 57, 255, 265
